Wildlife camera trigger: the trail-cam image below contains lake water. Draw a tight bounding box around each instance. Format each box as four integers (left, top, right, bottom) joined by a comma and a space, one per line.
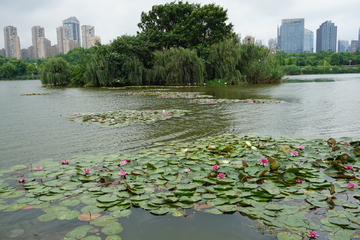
0, 73, 360, 239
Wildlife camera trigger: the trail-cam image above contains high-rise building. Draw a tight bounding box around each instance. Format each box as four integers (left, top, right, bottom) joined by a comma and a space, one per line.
350, 40, 359, 53
81, 25, 95, 49
243, 36, 255, 44
27, 46, 34, 60
304, 29, 313, 53
63, 17, 81, 47
268, 38, 277, 53
278, 18, 305, 53
338, 40, 349, 53
255, 40, 262, 46
31, 26, 45, 59
89, 36, 101, 47
10, 35, 21, 59
4, 26, 18, 58
0, 48, 5, 57
21, 49, 28, 60
39, 37, 51, 58
358, 28, 360, 45
316, 21, 337, 52
64, 38, 79, 54
57, 26, 71, 54
50, 45, 59, 57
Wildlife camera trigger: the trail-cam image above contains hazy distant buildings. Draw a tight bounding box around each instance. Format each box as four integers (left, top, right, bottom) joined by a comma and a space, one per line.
64, 38, 79, 54
27, 46, 34, 60
255, 40, 262, 46
10, 35, 21, 59
268, 38, 277, 52
338, 40, 349, 53
278, 18, 305, 53
81, 25, 95, 49
31, 26, 45, 59
21, 49, 28, 59
4, 26, 18, 58
0, 48, 5, 57
63, 17, 81, 47
304, 29, 314, 53
50, 45, 59, 57
57, 26, 71, 54
38, 37, 51, 58
89, 36, 101, 47
350, 40, 359, 53
243, 36, 255, 44
316, 21, 337, 52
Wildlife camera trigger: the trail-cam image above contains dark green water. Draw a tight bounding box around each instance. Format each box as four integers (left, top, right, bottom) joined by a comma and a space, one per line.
0, 73, 360, 239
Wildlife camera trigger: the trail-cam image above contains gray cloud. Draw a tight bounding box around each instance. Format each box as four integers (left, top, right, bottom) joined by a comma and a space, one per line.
1, 0, 359, 50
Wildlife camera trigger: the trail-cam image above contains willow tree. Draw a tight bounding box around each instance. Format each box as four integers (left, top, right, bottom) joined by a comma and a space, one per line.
152, 47, 204, 85
207, 37, 241, 83
40, 58, 70, 86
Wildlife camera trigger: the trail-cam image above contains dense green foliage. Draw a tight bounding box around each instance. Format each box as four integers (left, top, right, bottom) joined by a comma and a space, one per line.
40, 58, 71, 86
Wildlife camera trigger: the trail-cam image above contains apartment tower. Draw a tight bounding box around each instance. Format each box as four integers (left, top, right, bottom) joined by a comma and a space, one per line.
63, 17, 81, 47
31, 26, 45, 59
10, 35, 21, 59
304, 29, 314, 53
316, 21, 337, 52
89, 36, 101, 47
278, 18, 305, 53
81, 25, 95, 49
4, 26, 18, 58
57, 26, 71, 54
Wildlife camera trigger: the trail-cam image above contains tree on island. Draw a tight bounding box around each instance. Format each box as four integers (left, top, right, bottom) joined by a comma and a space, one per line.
40, 58, 70, 86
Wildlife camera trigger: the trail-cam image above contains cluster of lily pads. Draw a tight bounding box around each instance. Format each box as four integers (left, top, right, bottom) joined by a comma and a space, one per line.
121, 91, 213, 99
21, 93, 50, 96
243, 99, 282, 104
191, 99, 242, 104
1, 134, 360, 239
69, 109, 191, 127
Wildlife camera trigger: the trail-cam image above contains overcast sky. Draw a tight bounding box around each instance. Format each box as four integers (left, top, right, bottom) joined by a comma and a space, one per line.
1, 0, 360, 50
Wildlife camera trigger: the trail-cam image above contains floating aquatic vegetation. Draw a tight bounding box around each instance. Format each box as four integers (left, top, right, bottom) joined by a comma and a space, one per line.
69, 109, 191, 127
0, 135, 360, 239
21, 93, 50, 96
121, 91, 213, 99
243, 99, 282, 104
191, 99, 242, 104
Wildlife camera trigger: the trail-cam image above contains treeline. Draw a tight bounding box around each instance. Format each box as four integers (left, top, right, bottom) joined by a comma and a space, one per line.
275, 50, 360, 75
0, 56, 40, 79
39, 1, 284, 87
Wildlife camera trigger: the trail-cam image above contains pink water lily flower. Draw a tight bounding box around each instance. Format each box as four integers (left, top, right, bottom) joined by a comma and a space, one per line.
184, 168, 191, 173
34, 166, 42, 170
344, 142, 350, 145
82, 168, 91, 174
18, 178, 25, 183
74, 113, 79, 117
91, 119, 95, 122
217, 173, 225, 178
296, 179, 303, 183
290, 151, 298, 157
309, 230, 319, 238
212, 165, 218, 171
260, 158, 268, 165
125, 159, 131, 162
344, 152, 350, 156
120, 161, 127, 166
61, 160, 69, 165
296, 145, 304, 150
99, 119, 102, 122
344, 165, 353, 169
119, 171, 126, 176
348, 183, 355, 188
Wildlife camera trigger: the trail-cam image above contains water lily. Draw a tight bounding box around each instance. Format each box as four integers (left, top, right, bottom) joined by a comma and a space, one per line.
245, 141, 251, 147
296, 145, 304, 150
222, 160, 229, 164
91, 119, 95, 122
74, 113, 79, 116
348, 183, 355, 188
99, 119, 102, 122
251, 146, 257, 150
212, 165, 218, 171
167, 111, 171, 114
260, 158, 268, 165
296, 179, 303, 183
119, 171, 126, 176
125, 159, 131, 162
61, 160, 69, 165
344, 165, 353, 169
344, 152, 350, 156
344, 142, 350, 145
308, 230, 319, 238
162, 113, 166, 116
217, 173, 225, 178
111, 119, 114, 122
120, 161, 127, 166
82, 168, 91, 174
34, 166, 42, 170
184, 168, 191, 173
109, 111, 112, 113
18, 178, 25, 183
290, 151, 298, 157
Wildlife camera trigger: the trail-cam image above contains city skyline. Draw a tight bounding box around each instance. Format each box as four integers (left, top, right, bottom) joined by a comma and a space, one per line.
1, 0, 360, 54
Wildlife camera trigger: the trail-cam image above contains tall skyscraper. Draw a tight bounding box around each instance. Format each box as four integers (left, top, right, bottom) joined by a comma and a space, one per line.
81, 25, 95, 49
63, 17, 81, 47
304, 29, 314, 53
4, 26, 18, 58
10, 35, 21, 59
338, 40, 349, 53
31, 26, 45, 59
57, 26, 71, 54
316, 21, 337, 52
350, 40, 359, 53
278, 18, 305, 53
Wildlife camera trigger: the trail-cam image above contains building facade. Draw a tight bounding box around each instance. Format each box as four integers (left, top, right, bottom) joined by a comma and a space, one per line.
338, 40, 349, 53
81, 25, 95, 49
27, 46, 34, 60
0, 48, 5, 57
268, 38, 277, 53
31, 26, 45, 59
57, 26, 71, 54
63, 17, 81, 47
255, 40, 262, 46
39, 37, 51, 58
278, 18, 305, 53
50, 45, 59, 57
10, 35, 21, 59
63, 38, 79, 54
316, 21, 337, 52
304, 29, 314, 53
4, 26, 18, 58
351, 40, 359, 53
89, 36, 101, 47
243, 36, 255, 44
21, 49, 28, 60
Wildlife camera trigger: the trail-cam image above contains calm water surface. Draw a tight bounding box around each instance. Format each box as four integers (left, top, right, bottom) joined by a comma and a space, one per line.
0, 73, 359, 239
